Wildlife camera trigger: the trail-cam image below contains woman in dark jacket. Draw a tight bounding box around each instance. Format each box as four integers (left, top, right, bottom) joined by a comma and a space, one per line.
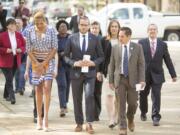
100, 20, 121, 128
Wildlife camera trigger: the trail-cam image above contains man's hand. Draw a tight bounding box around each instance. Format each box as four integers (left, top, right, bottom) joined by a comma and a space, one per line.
74, 60, 84, 67
7, 48, 12, 53
172, 77, 177, 82
82, 60, 95, 67
24, 70, 29, 80
109, 83, 115, 90
33, 62, 46, 75
96, 72, 103, 82
52, 69, 58, 78
139, 81, 146, 89
16, 48, 22, 53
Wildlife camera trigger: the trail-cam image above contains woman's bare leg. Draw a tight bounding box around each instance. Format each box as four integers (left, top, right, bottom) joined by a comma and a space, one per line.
35, 83, 43, 129
43, 80, 52, 129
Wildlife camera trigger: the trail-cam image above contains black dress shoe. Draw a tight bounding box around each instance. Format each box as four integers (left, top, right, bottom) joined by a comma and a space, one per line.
140, 114, 147, 121
19, 90, 24, 96
109, 123, 118, 129
11, 97, 16, 104
153, 119, 160, 126
6, 97, 11, 101
95, 118, 100, 121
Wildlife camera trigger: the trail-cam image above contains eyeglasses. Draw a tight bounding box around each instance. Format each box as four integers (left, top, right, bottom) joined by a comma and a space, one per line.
79, 24, 89, 27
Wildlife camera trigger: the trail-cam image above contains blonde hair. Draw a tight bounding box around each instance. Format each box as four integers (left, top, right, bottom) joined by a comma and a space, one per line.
33, 10, 46, 22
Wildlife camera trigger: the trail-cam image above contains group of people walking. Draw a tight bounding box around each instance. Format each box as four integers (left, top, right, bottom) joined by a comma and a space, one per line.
0, 1, 177, 135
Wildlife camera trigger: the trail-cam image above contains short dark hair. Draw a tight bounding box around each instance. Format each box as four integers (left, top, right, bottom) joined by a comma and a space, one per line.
78, 16, 90, 24
91, 21, 100, 26
56, 19, 69, 30
6, 18, 16, 26
120, 27, 132, 36
19, 0, 25, 4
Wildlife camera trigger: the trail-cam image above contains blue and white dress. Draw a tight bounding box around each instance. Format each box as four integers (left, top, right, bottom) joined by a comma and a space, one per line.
26, 26, 58, 85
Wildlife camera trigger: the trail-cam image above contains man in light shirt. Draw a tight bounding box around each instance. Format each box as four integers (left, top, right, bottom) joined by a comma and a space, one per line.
138, 24, 177, 126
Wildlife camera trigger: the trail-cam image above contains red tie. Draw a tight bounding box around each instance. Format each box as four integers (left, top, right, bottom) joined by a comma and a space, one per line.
151, 41, 155, 57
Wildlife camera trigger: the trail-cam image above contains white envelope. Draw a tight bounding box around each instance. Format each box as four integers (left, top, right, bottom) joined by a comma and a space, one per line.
136, 83, 145, 91
81, 55, 90, 73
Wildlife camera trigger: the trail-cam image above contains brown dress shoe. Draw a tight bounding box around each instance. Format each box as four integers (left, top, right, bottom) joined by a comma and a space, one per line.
119, 129, 127, 135
128, 119, 135, 132
75, 124, 83, 132
86, 124, 94, 134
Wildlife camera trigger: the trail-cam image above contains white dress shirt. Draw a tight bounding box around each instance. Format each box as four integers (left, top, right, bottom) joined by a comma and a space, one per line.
121, 41, 130, 74
8, 31, 17, 55
79, 32, 88, 52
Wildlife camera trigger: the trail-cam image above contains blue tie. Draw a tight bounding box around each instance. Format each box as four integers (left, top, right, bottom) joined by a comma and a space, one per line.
82, 35, 86, 54
123, 45, 128, 77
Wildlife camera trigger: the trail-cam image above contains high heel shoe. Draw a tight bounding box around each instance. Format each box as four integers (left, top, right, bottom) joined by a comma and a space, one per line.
36, 118, 43, 130
43, 127, 49, 132
36, 125, 43, 130
43, 118, 49, 132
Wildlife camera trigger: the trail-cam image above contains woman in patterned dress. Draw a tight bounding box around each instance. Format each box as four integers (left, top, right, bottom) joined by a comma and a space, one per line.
26, 11, 58, 131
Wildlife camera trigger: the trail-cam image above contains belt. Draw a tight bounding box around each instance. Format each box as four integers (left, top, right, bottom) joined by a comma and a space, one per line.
120, 74, 128, 78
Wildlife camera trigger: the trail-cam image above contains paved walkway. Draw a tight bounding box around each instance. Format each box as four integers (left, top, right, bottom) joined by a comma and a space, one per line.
0, 43, 180, 135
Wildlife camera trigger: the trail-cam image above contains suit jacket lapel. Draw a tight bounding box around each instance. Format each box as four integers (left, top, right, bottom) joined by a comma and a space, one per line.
153, 39, 160, 58
129, 42, 134, 61
86, 33, 91, 53
76, 33, 81, 51
15, 32, 20, 48
6, 32, 11, 48
146, 39, 152, 59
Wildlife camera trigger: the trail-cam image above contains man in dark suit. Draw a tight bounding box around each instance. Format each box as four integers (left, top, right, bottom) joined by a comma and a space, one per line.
64, 16, 104, 134
0, 2, 7, 32
69, 5, 85, 33
138, 24, 177, 126
109, 27, 145, 135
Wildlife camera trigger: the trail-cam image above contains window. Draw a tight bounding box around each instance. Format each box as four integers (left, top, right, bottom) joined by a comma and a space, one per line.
111, 8, 129, 20
133, 8, 143, 19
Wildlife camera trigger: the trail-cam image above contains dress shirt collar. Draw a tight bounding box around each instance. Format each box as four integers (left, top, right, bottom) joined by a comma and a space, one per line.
122, 40, 130, 49
149, 38, 157, 45
79, 32, 88, 38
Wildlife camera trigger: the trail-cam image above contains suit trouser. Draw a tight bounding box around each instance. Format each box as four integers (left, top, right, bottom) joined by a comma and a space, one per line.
2, 57, 17, 99
117, 75, 138, 129
15, 62, 26, 91
94, 79, 102, 120
71, 75, 95, 124
56, 66, 71, 109
139, 82, 162, 121
2, 67, 16, 100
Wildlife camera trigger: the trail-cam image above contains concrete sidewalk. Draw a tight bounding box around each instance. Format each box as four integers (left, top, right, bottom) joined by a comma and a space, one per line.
0, 75, 180, 135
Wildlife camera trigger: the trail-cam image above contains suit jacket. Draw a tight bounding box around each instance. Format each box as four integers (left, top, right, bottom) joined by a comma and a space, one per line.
109, 42, 145, 88
0, 9, 7, 32
69, 15, 79, 33
138, 38, 176, 84
0, 31, 25, 68
64, 32, 104, 79
99, 37, 112, 77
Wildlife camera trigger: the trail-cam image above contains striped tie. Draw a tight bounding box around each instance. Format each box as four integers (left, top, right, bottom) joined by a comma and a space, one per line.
151, 41, 155, 57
